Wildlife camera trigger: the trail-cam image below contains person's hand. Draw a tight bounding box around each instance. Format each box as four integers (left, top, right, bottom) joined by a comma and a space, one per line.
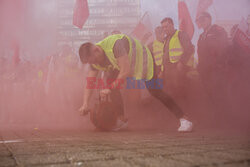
100, 89, 111, 101
78, 103, 90, 116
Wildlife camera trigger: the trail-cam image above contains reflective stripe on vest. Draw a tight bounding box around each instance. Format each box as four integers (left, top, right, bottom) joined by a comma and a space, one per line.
169, 31, 196, 68
169, 30, 183, 63
126, 36, 153, 80
152, 40, 164, 71
92, 34, 153, 80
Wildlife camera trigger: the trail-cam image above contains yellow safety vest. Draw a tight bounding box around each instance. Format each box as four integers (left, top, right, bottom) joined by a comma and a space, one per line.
152, 40, 164, 72
169, 30, 195, 68
92, 34, 154, 81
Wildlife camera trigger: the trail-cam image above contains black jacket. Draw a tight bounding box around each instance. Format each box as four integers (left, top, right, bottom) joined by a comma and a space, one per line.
197, 24, 228, 72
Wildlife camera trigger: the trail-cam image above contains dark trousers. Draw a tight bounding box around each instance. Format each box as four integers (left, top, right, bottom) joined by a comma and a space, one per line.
109, 89, 124, 117
164, 63, 190, 98
145, 66, 184, 119
106, 64, 185, 119
198, 68, 228, 109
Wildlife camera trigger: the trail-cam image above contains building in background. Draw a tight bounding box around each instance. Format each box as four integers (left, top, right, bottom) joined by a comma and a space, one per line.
56, 0, 141, 51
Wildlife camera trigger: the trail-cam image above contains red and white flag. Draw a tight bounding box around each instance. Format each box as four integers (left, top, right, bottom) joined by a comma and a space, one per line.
131, 12, 153, 45
73, 0, 89, 29
196, 0, 213, 19
178, 0, 194, 39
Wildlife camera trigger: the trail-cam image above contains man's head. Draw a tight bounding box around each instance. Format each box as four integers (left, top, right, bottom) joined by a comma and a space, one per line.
196, 12, 212, 30
79, 42, 104, 65
161, 17, 174, 36
155, 26, 165, 42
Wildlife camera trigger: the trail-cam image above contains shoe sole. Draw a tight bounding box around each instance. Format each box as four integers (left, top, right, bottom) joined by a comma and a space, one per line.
112, 121, 128, 131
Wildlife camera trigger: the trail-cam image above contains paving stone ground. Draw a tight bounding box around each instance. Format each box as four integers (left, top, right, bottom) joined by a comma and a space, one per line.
0, 130, 249, 167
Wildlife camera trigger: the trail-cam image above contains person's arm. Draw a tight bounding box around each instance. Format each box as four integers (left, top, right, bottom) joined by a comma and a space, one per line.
110, 38, 130, 88
178, 31, 194, 65
100, 54, 130, 99
100, 38, 130, 98
111, 55, 130, 89
79, 67, 99, 115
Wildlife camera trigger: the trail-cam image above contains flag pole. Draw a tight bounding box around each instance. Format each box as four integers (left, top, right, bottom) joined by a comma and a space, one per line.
140, 11, 148, 23
130, 11, 149, 35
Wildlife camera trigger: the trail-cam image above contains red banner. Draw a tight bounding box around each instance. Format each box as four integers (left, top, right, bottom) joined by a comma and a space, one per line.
131, 12, 153, 44
178, 0, 194, 39
73, 0, 89, 29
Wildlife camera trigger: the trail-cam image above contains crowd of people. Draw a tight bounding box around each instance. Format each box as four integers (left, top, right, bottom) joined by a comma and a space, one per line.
150, 12, 250, 129
78, 12, 250, 131
0, 11, 249, 130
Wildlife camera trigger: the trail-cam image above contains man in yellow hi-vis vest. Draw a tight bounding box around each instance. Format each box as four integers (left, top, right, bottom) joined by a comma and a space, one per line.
148, 26, 165, 78
78, 34, 193, 132
161, 17, 195, 99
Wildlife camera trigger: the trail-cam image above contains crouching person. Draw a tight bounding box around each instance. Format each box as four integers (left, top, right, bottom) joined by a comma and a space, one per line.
78, 34, 193, 132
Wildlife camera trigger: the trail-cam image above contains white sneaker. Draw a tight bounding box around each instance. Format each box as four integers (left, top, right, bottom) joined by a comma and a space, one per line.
112, 119, 128, 131
178, 118, 193, 132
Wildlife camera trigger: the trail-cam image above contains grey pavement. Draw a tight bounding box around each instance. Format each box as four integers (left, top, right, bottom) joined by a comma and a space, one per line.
0, 130, 249, 167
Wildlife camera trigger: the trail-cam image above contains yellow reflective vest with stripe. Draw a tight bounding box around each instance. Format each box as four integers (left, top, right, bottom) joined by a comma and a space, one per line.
152, 40, 164, 72
169, 30, 195, 68
92, 34, 154, 81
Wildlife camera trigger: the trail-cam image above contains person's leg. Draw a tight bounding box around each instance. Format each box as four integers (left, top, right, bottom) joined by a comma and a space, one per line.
147, 59, 185, 119
149, 53, 192, 131
146, 84, 184, 119
109, 89, 124, 117
163, 63, 175, 94
146, 80, 193, 132
176, 66, 189, 99
104, 70, 124, 118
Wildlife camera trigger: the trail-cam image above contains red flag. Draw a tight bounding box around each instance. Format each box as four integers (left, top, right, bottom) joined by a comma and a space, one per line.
131, 22, 152, 41
131, 12, 153, 44
73, 0, 89, 29
178, 0, 194, 39
196, 0, 213, 19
